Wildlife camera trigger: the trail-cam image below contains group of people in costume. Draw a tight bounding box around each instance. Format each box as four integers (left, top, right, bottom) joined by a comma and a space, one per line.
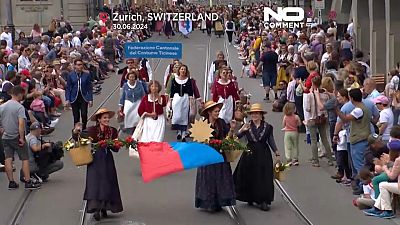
72, 48, 280, 221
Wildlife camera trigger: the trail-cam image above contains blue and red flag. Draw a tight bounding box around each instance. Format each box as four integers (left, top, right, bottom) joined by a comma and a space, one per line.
137, 142, 224, 182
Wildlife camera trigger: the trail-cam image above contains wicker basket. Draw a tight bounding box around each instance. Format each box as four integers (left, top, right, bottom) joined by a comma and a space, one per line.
274, 170, 286, 181
69, 141, 93, 166
224, 150, 242, 162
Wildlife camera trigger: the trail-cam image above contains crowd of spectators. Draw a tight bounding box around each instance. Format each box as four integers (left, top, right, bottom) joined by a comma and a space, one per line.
0, 7, 152, 189
222, 1, 400, 220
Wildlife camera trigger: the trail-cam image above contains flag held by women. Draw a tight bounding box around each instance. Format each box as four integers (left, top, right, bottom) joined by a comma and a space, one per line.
137, 142, 224, 182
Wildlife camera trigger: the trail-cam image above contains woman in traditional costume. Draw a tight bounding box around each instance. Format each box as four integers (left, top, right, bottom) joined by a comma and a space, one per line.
169, 65, 200, 141
138, 80, 167, 142
119, 70, 147, 135
212, 66, 240, 124
214, 17, 224, 38
72, 108, 123, 221
164, 18, 174, 39
233, 104, 280, 211
195, 101, 236, 212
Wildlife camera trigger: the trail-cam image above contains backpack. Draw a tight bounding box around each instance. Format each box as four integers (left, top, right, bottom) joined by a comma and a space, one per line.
227, 21, 234, 30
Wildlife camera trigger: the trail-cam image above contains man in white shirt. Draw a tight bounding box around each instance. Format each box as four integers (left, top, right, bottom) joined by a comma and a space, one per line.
373, 95, 394, 143
0, 26, 12, 49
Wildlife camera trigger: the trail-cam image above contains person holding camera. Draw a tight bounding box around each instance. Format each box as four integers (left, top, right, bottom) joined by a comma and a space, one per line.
23, 122, 63, 182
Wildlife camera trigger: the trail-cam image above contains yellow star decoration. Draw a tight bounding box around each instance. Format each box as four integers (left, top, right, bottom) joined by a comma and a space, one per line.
189, 119, 214, 143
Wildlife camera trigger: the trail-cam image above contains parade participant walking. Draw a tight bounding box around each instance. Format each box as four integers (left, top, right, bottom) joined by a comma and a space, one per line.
195, 101, 236, 212
233, 103, 280, 211
138, 58, 153, 82
138, 80, 167, 142
65, 59, 93, 130
208, 51, 227, 87
169, 65, 200, 142
119, 70, 147, 135
164, 18, 174, 39
120, 58, 137, 89
225, 17, 235, 45
164, 59, 180, 87
212, 66, 240, 124
72, 109, 123, 221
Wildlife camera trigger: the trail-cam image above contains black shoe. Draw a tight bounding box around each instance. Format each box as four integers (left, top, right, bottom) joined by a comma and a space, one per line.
182, 137, 186, 142
93, 212, 101, 221
25, 179, 41, 190
177, 134, 182, 140
260, 202, 270, 211
8, 181, 19, 190
101, 209, 108, 218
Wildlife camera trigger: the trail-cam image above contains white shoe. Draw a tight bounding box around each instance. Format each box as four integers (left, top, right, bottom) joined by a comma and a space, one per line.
0, 163, 4, 168
50, 118, 59, 128
239, 56, 246, 60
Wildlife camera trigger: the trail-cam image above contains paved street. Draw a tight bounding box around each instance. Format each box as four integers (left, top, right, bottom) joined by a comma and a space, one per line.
0, 30, 399, 225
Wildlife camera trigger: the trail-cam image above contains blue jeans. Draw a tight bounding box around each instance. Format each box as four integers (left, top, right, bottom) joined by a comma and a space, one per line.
350, 140, 368, 176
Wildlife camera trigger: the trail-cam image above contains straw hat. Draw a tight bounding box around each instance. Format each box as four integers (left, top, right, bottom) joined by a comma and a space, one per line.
248, 103, 267, 114
90, 108, 116, 121
200, 101, 223, 117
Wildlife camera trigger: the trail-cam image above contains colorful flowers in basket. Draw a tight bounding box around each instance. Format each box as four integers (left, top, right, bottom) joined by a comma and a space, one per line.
63, 138, 91, 151
208, 137, 249, 153
209, 137, 250, 162
93, 136, 138, 152
274, 161, 290, 181
64, 136, 137, 153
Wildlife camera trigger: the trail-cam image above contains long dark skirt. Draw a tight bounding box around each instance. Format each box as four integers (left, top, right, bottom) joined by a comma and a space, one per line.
164, 22, 173, 36
195, 162, 236, 210
233, 142, 274, 205
84, 149, 123, 213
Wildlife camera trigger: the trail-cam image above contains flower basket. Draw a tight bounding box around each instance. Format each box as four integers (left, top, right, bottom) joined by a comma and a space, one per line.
67, 138, 93, 166
209, 137, 249, 163
274, 161, 289, 181
224, 150, 242, 162
274, 170, 286, 181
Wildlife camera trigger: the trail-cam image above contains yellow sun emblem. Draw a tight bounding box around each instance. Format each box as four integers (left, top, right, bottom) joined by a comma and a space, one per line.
189, 119, 214, 143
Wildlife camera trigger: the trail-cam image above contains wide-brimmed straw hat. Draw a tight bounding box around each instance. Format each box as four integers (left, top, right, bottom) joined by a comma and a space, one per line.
90, 108, 116, 121
248, 103, 267, 114
200, 101, 223, 117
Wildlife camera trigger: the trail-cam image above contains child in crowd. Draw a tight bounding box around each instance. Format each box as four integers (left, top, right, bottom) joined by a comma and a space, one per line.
30, 92, 49, 126
241, 60, 250, 78
353, 168, 376, 210
371, 126, 400, 199
282, 102, 301, 166
336, 127, 352, 185
249, 60, 257, 78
